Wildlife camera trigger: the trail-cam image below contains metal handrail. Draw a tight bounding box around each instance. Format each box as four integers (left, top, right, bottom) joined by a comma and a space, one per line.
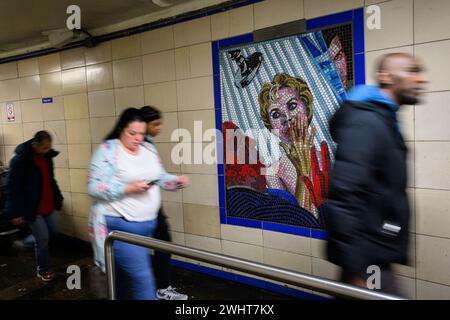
105, 231, 406, 300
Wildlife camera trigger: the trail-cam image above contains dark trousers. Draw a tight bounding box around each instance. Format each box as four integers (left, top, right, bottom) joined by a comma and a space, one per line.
152, 208, 172, 290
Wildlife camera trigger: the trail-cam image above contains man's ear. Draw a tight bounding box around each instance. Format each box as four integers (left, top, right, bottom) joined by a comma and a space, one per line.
376, 71, 393, 87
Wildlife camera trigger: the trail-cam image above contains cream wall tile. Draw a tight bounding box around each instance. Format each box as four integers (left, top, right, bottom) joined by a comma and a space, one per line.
113, 57, 143, 88
305, 0, 362, 18
311, 238, 327, 259
1, 101, 22, 123
64, 93, 89, 119
21, 98, 43, 122
23, 122, 44, 140
144, 81, 177, 112
417, 234, 450, 286
141, 26, 174, 55
0, 79, 20, 102
417, 280, 450, 300
414, 0, 450, 44
415, 40, 450, 92
142, 51, 176, 84
66, 119, 91, 144
365, 0, 413, 51
153, 112, 178, 143
55, 168, 70, 192
62, 67, 87, 95
38, 53, 61, 74
154, 142, 181, 173
183, 203, 220, 238
18, 58, 39, 77
185, 234, 222, 253
162, 201, 184, 232
61, 47, 85, 70
114, 86, 144, 115
45, 120, 67, 144
263, 230, 311, 256
175, 43, 212, 79
311, 258, 340, 280
55, 214, 74, 236
68, 144, 91, 169
181, 142, 217, 174
364, 46, 414, 85
70, 169, 88, 193
84, 42, 112, 65
211, 5, 254, 41
395, 275, 416, 299
53, 144, 68, 168
71, 193, 91, 218
61, 191, 72, 215
90, 117, 116, 143
42, 96, 65, 121
176, 76, 214, 111
415, 142, 450, 190
406, 142, 414, 188
222, 240, 263, 263
161, 187, 183, 203
254, 0, 304, 29
86, 62, 114, 92
416, 188, 450, 239
263, 248, 312, 273
40, 72, 62, 97
73, 216, 89, 241
0, 62, 18, 80
416, 92, 450, 141
170, 231, 186, 246
19, 75, 41, 100
3, 123, 23, 145
178, 110, 216, 142
112, 34, 142, 60
221, 224, 262, 246
88, 90, 115, 117
182, 174, 218, 206
173, 16, 211, 48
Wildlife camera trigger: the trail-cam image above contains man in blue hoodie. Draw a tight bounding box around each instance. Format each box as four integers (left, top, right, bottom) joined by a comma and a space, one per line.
326, 53, 427, 295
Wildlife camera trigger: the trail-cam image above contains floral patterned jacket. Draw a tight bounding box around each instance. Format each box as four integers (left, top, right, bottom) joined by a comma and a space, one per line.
87, 138, 177, 272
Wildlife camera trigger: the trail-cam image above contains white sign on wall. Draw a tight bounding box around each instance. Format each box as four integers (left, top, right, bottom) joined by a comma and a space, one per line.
6, 102, 15, 122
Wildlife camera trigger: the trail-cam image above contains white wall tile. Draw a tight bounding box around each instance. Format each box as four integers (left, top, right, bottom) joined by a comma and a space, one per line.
415, 142, 450, 190
182, 174, 218, 206
415, 40, 450, 92
415, 92, 450, 141
414, 0, 450, 44
173, 16, 211, 48
222, 240, 263, 263
417, 234, 450, 286
417, 279, 450, 300
416, 188, 450, 239
211, 5, 254, 40
264, 247, 312, 273
305, 0, 362, 19
254, 0, 304, 29
221, 224, 263, 246
263, 230, 311, 256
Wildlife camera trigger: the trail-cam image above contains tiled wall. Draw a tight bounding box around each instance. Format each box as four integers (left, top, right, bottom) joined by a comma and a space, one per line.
1, 0, 450, 299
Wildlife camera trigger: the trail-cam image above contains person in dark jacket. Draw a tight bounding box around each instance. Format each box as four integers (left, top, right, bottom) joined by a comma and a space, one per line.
325, 53, 427, 294
140, 105, 189, 300
5, 131, 63, 282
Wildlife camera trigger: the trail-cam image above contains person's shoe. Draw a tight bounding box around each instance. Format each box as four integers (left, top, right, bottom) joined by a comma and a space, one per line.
37, 271, 56, 282
156, 286, 188, 300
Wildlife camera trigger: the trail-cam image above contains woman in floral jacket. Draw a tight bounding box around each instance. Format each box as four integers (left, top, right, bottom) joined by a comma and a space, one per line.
87, 108, 188, 300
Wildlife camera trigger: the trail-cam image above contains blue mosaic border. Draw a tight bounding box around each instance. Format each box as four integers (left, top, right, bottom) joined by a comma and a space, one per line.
213, 9, 365, 239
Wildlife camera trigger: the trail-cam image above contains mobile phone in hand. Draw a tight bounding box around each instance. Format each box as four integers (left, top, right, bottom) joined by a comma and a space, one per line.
146, 179, 160, 185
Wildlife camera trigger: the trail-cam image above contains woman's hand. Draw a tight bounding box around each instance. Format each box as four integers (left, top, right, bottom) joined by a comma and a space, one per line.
125, 181, 151, 194
176, 175, 189, 189
11, 217, 25, 226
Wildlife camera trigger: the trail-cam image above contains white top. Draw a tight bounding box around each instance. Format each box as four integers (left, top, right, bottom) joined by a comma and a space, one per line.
105, 144, 162, 221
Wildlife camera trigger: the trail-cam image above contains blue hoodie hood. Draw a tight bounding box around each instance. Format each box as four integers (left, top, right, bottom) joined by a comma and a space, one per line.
347, 85, 400, 133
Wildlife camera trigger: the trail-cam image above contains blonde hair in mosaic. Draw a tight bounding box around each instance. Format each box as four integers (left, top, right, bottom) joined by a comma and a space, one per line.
258, 73, 313, 130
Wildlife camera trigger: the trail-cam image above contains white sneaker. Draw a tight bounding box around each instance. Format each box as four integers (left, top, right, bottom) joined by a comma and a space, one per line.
156, 286, 188, 300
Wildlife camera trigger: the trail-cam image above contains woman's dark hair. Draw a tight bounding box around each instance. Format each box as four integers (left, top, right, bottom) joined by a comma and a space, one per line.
33, 130, 52, 143
104, 108, 145, 140
140, 105, 161, 123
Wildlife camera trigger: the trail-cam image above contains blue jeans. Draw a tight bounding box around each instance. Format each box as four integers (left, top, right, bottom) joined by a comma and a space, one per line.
105, 216, 157, 300
29, 214, 55, 273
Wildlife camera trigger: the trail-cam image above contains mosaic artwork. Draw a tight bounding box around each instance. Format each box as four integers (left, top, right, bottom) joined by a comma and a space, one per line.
219, 24, 353, 229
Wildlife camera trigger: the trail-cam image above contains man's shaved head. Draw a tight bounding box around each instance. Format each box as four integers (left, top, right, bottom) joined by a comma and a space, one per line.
375, 52, 427, 105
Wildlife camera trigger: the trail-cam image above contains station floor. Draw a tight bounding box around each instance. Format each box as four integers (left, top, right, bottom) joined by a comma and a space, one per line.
0, 233, 294, 300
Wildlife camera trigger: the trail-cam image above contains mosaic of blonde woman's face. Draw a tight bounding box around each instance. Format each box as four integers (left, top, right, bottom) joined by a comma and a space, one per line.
268, 87, 309, 144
